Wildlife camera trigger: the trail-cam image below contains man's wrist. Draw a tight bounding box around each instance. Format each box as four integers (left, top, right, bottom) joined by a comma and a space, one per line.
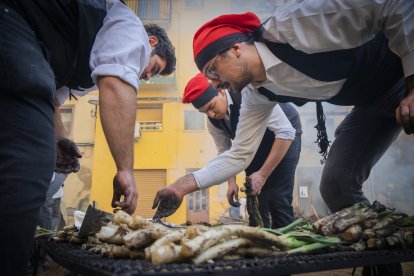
257, 169, 269, 179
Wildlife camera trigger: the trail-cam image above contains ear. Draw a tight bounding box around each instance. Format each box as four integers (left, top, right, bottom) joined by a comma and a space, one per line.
148, 36, 159, 47
230, 43, 242, 58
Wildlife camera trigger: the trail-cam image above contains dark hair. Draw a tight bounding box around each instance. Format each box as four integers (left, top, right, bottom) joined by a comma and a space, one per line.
144, 24, 176, 76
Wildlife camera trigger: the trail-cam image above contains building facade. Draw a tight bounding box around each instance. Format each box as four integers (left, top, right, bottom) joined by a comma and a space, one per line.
61, 0, 414, 225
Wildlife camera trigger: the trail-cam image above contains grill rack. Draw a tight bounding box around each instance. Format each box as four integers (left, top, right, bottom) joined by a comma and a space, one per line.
37, 239, 414, 276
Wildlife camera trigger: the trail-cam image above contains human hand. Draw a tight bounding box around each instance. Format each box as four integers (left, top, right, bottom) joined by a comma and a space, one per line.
396, 76, 414, 134
396, 95, 414, 134
55, 138, 82, 173
248, 172, 267, 196
112, 170, 138, 214
152, 186, 183, 219
227, 182, 240, 207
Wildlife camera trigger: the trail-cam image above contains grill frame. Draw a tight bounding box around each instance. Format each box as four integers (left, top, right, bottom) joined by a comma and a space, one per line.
37, 239, 414, 276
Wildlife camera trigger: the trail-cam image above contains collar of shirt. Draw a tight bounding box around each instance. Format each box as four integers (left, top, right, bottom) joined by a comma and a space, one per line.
253, 42, 282, 88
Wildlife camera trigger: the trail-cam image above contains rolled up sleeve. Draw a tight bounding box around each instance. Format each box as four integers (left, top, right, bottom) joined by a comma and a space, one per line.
90, 1, 151, 92
267, 104, 296, 141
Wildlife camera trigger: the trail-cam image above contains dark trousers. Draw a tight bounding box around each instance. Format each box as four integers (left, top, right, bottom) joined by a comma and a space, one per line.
319, 78, 405, 212
319, 78, 406, 276
38, 173, 67, 230
258, 136, 301, 229
0, 4, 56, 276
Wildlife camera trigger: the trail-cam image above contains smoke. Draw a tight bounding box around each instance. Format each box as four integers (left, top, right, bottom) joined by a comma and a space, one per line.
295, 102, 414, 216
370, 133, 414, 214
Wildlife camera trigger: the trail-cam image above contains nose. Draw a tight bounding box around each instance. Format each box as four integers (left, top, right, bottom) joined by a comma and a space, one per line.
147, 72, 155, 79
144, 73, 153, 81
140, 73, 149, 81
141, 71, 154, 81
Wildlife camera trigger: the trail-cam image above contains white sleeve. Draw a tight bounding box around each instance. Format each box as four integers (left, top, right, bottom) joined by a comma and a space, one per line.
90, 0, 151, 91
267, 104, 296, 141
193, 86, 277, 189
263, 0, 414, 77
207, 119, 232, 154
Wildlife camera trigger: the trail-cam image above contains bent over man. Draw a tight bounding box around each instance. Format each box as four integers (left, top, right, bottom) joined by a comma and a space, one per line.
0, 1, 176, 274
182, 73, 302, 228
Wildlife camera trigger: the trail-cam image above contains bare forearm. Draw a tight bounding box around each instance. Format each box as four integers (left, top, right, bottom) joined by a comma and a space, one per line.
258, 138, 292, 178
98, 76, 137, 171
173, 174, 199, 197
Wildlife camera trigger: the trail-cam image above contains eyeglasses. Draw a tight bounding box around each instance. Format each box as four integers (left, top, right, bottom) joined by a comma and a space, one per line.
204, 54, 220, 80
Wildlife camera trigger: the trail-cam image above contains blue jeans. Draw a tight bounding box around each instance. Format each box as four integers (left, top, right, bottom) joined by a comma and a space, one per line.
38, 173, 67, 230
258, 136, 301, 229
320, 78, 405, 212
0, 3, 55, 276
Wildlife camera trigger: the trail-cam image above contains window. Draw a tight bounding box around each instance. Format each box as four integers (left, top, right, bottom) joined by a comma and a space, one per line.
201, 189, 207, 211
125, 0, 171, 24
187, 189, 208, 212
184, 110, 205, 131
186, 168, 208, 212
230, 0, 278, 20
136, 104, 163, 131
186, 168, 209, 222
60, 107, 73, 137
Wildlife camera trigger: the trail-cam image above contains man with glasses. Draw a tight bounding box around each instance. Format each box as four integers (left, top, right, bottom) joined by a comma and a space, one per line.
0, 1, 176, 275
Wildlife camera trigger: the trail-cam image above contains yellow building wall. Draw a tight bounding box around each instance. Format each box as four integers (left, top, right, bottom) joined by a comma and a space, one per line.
60, 92, 98, 224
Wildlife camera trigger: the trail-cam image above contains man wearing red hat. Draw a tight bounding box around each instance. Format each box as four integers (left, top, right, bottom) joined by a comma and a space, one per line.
181, 73, 302, 228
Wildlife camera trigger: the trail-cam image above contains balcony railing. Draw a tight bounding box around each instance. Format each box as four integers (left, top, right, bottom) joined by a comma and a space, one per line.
139, 121, 163, 131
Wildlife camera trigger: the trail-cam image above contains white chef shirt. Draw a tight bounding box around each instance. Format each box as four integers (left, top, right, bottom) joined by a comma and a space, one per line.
55, 0, 151, 105
253, 0, 414, 99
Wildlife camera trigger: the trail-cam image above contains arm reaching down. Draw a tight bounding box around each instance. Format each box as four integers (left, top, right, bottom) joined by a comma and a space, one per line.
249, 138, 292, 195
98, 76, 138, 214
249, 104, 295, 195
152, 174, 199, 219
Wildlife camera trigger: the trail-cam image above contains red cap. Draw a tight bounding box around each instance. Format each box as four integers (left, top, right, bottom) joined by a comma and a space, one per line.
193, 12, 261, 71
183, 73, 218, 109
